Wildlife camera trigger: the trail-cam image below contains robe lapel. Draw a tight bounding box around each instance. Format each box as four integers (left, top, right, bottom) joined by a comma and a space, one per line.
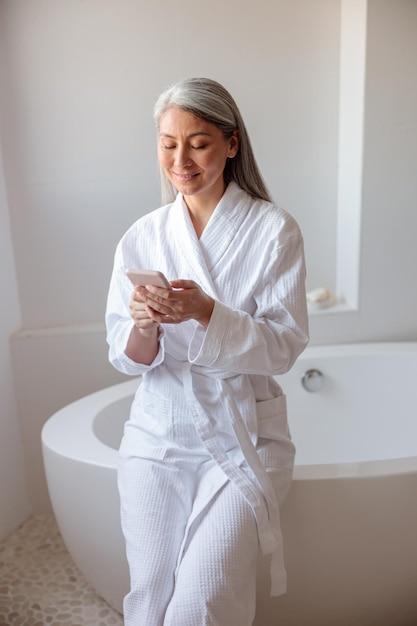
171, 183, 251, 298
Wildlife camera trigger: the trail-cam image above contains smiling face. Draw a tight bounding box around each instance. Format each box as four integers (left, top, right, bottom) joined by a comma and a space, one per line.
157, 107, 239, 212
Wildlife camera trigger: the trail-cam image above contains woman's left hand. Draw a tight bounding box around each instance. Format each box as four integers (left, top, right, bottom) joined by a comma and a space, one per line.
137, 279, 214, 328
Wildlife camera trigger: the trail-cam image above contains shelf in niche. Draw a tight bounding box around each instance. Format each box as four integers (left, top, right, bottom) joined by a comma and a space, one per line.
308, 301, 358, 316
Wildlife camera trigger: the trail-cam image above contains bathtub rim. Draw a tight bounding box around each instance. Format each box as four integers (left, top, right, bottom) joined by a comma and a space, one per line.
41, 341, 417, 481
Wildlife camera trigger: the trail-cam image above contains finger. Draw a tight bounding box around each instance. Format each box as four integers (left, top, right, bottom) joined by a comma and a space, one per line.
146, 309, 179, 325
168, 279, 196, 290
145, 302, 173, 321
129, 302, 147, 317
132, 288, 146, 302
143, 291, 176, 316
132, 309, 158, 329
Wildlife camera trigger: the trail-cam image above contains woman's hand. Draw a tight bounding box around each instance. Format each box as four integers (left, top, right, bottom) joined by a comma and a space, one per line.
137, 280, 215, 328
129, 288, 160, 336
126, 288, 160, 364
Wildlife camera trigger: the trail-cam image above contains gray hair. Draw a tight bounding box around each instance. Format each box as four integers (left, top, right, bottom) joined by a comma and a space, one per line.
153, 77, 272, 205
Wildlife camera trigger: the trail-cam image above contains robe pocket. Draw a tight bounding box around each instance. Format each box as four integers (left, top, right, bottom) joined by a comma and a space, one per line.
256, 396, 287, 440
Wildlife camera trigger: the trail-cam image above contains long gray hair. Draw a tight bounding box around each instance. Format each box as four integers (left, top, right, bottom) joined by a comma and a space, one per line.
153, 77, 272, 205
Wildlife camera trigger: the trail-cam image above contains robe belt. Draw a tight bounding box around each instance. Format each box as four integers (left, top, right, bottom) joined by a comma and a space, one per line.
181, 363, 287, 596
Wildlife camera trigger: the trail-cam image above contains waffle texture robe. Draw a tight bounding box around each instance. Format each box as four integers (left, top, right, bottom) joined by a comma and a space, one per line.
106, 181, 309, 625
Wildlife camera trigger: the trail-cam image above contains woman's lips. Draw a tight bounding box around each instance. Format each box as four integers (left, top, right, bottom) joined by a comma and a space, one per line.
173, 172, 199, 182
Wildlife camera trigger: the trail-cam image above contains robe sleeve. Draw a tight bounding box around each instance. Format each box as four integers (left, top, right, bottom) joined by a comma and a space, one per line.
188, 234, 309, 376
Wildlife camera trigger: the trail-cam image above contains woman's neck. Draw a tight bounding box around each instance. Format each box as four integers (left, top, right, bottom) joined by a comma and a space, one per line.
183, 184, 227, 238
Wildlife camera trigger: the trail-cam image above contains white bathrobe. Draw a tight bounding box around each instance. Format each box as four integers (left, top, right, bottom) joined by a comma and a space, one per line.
106, 182, 309, 625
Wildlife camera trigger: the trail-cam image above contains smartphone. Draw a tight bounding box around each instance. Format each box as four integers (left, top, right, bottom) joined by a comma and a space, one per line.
125, 268, 171, 289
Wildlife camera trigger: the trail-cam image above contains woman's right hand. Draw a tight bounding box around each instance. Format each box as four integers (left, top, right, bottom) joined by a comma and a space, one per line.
129, 287, 160, 334
125, 288, 160, 364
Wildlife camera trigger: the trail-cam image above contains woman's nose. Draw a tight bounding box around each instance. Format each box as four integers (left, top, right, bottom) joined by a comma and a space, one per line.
174, 146, 192, 168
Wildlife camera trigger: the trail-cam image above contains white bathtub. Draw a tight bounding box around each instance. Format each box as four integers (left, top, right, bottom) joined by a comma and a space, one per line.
42, 343, 417, 626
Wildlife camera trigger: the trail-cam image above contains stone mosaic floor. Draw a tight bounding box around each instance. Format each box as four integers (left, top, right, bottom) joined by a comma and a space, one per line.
0, 515, 124, 626
2, 515, 416, 626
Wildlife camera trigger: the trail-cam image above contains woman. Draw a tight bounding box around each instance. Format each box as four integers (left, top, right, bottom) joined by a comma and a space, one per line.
106, 77, 309, 625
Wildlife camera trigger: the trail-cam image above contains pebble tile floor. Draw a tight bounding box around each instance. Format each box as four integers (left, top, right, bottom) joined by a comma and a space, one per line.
2, 515, 416, 626
0, 515, 124, 626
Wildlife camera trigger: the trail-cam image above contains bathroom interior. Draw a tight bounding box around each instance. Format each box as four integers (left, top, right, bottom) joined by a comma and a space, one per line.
1, 1, 416, 625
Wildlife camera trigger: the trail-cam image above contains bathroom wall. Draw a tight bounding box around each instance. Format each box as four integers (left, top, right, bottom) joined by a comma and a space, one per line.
1, 0, 340, 331
0, 0, 416, 526
311, 0, 417, 343
0, 146, 31, 538
0, 12, 31, 541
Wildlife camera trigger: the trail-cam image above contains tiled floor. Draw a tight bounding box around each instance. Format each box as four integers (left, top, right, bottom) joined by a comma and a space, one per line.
2, 515, 416, 626
0, 515, 124, 626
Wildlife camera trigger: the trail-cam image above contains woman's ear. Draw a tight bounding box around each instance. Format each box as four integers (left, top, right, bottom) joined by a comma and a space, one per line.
227, 129, 239, 158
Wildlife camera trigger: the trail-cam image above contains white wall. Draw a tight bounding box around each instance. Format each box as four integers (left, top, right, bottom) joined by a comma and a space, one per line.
0, 147, 31, 539
0, 0, 416, 524
2, 0, 340, 329
360, 0, 417, 338
311, 0, 417, 343
0, 9, 31, 542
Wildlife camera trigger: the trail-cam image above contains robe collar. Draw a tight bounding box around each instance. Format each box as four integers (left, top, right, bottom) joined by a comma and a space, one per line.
171, 182, 252, 298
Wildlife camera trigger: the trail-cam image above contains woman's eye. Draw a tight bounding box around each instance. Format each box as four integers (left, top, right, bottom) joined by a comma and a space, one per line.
163, 145, 175, 150
192, 145, 207, 150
